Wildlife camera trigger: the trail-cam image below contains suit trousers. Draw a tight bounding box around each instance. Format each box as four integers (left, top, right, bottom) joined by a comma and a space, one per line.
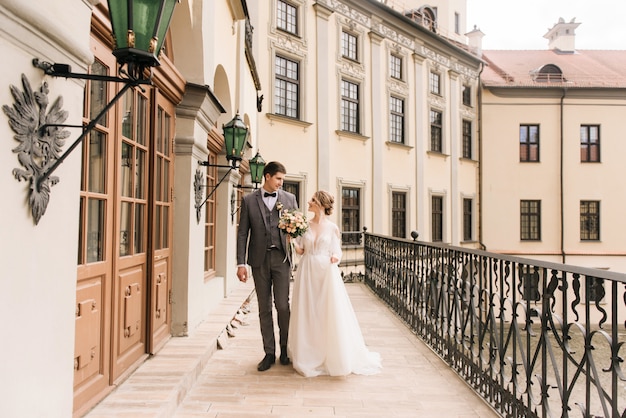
251, 248, 291, 355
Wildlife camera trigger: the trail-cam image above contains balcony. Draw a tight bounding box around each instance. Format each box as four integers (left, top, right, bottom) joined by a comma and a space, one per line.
84, 232, 625, 417
364, 233, 626, 418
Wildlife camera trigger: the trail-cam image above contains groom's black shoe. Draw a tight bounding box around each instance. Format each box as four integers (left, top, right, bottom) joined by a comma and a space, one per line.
257, 354, 276, 372
279, 346, 290, 365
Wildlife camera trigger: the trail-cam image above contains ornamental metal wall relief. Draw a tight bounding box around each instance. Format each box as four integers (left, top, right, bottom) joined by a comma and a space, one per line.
193, 167, 204, 224
2, 74, 69, 224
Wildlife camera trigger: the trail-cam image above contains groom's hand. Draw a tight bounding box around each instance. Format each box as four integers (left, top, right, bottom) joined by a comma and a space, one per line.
237, 266, 248, 283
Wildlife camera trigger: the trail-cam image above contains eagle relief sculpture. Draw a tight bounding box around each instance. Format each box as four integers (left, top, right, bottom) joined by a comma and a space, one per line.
2, 74, 70, 224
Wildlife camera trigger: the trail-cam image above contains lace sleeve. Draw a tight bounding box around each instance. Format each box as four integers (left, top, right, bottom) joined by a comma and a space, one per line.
330, 223, 343, 263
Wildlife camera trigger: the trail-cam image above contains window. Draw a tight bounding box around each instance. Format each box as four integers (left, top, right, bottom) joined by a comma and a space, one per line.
580, 125, 600, 162
277, 0, 298, 35
204, 154, 217, 273
520, 124, 539, 162
429, 71, 441, 95
341, 79, 359, 133
454, 12, 460, 34
585, 277, 605, 303
274, 55, 299, 118
341, 31, 358, 61
432, 196, 443, 242
463, 198, 473, 241
282, 180, 301, 207
520, 267, 541, 302
580, 200, 600, 241
342, 187, 361, 245
520, 200, 541, 241
390, 96, 405, 143
462, 85, 471, 106
390, 54, 402, 79
462, 120, 472, 159
534, 64, 564, 82
430, 109, 442, 152
392, 192, 407, 238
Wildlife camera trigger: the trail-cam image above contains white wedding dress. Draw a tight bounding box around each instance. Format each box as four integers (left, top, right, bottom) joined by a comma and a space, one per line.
287, 220, 382, 377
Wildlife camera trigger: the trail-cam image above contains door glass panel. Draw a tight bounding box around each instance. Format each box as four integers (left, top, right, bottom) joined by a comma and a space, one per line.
155, 206, 162, 250
164, 114, 171, 157
89, 61, 108, 125
156, 109, 163, 153
163, 160, 169, 201
136, 96, 147, 146
162, 206, 169, 247
78, 198, 85, 264
88, 130, 106, 193
134, 204, 145, 253
135, 149, 146, 199
120, 202, 131, 256
121, 142, 133, 197
155, 158, 162, 201
87, 198, 105, 262
121, 90, 133, 139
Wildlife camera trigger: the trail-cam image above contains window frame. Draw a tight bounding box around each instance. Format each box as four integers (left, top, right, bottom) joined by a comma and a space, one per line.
462, 197, 473, 242
580, 200, 600, 241
391, 190, 408, 238
431, 195, 444, 242
430, 109, 443, 153
341, 30, 358, 61
340, 78, 360, 133
274, 54, 300, 119
276, 0, 298, 35
429, 71, 441, 95
341, 185, 363, 246
462, 84, 471, 107
520, 199, 541, 241
389, 96, 405, 144
462, 119, 472, 159
520, 124, 540, 162
580, 124, 600, 163
390, 53, 402, 80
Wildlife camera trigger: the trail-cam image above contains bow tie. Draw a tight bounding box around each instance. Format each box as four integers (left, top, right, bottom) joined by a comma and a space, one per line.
264, 192, 277, 198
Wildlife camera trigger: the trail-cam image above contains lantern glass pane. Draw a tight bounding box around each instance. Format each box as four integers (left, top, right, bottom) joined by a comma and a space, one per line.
132, 0, 159, 52
154, 0, 177, 54
108, 0, 129, 48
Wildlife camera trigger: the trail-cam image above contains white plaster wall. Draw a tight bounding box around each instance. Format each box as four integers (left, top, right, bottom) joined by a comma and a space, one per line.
0, 1, 93, 416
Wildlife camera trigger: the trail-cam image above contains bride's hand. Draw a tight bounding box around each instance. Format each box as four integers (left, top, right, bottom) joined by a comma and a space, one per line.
330, 254, 339, 264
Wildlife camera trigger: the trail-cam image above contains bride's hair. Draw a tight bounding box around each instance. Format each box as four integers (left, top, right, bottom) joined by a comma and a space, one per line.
314, 190, 334, 215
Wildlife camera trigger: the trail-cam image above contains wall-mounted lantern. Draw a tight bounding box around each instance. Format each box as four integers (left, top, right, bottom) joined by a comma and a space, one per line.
3, 0, 178, 224
194, 114, 265, 224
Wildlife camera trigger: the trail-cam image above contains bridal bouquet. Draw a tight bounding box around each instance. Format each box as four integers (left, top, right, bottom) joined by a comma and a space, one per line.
278, 209, 309, 238
278, 208, 308, 267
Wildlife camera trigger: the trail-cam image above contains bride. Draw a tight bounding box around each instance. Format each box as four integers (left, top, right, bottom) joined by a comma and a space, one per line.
287, 190, 382, 377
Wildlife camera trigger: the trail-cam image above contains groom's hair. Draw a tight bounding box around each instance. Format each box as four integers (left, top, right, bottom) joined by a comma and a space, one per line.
263, 161, 286, 177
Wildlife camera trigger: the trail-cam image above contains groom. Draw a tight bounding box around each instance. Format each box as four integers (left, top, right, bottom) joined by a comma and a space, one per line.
236, 161, 298, 371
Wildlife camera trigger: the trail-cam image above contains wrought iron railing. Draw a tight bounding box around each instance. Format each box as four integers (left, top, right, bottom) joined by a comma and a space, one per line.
364, 233, 626, 418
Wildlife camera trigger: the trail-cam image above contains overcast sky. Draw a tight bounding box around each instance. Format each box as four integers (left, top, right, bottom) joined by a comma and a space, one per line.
466, 0, 626, 50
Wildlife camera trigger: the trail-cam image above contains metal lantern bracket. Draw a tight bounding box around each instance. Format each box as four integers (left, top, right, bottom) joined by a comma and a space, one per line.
3, 60, 152, 225
32, 59, 152, 188
194, 160, 238, 218
3, 0, 179, 225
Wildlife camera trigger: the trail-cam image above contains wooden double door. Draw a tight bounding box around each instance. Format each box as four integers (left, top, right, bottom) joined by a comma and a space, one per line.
72, 34, 175, 416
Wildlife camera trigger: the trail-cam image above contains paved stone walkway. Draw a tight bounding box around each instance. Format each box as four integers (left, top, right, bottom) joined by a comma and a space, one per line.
86, 281, 499, 418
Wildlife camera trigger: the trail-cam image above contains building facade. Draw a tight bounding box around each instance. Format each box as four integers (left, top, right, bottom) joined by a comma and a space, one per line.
0, 0, 481, 416
0, 0, 260, 416
249, 0, 481, 246
477, 18, 626, 273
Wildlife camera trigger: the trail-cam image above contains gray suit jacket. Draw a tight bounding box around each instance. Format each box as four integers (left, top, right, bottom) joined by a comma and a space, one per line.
236, 188, 298, 268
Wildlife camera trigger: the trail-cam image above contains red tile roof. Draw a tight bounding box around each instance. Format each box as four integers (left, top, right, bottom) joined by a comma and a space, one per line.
481, 50, 626, 88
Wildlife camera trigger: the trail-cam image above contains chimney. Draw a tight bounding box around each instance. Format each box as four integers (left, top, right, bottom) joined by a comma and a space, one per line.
544, 17, 580, 52
466, 25, 484, 56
